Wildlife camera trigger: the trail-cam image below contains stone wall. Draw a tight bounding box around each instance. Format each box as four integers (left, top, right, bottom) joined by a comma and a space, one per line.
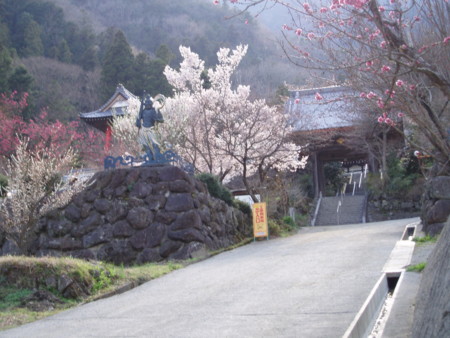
421, 176, 450, 235
0, 166, 250, 265
367, 199, 421, 222
412, 217, 450, 337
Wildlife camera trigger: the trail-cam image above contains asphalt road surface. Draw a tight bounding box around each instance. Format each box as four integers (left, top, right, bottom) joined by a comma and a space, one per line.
1, 218, 418, 338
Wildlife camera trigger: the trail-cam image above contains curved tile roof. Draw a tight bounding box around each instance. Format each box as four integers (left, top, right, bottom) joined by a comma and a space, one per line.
80, 84, 139, 120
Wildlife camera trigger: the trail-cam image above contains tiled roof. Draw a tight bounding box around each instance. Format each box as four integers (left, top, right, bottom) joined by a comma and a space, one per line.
285, 86, 357, 131
79, 84, 139, 120
79, 107, 127, 120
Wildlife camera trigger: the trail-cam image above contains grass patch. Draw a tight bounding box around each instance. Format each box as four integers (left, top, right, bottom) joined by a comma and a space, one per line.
0, 287, 33, 311
413, 235, 438, 244
0, 256, 185, 331
0, 308, 61, 331
118, 262, 182, 284
407, 262, 427, 272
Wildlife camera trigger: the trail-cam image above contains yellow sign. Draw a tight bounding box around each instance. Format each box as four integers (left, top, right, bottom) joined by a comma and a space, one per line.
252, 202, 268, 238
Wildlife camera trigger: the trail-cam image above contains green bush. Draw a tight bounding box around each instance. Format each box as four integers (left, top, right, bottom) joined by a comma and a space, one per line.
196, 173, 233, 205
233, 199, 252, 216
295, 213, 309, 227
367, 153, 422, 201
282, 216, 296, 231
323, 162, 346, 196
268, 219, 282, 237
0, 174, 7, 197
298, 173, 314, 198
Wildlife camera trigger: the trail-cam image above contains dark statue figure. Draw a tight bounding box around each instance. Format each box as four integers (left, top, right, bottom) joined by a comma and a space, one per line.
136, 93, 165, 156
104, 92, 194, 173
136, 94, 164, 129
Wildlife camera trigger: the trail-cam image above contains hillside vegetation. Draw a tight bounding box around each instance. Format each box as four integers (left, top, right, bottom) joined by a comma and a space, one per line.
0, 0, 305, 121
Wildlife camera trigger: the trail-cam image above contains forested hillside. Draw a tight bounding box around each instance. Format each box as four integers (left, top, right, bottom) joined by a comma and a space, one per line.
0, 0, 305, 121
51, 0, 306, 95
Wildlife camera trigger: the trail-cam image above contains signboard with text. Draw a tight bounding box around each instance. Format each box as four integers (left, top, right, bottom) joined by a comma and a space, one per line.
252, 202, 269, 239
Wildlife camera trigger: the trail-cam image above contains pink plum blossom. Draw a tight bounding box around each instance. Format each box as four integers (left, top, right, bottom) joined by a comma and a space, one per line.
395, 79, 404, 87
398, 112, 405, 118
307, 32, 316, 40
360, 92, 367, 98
418, 46, 428, 53
385, 89, 395, 98
381, 65, 391, 72
367, 92, 377, 99
295, 28, 302, 36
295, 99, 300, 104
344, 0, 367, 9
320, 7, 328, 13
444, 36, 450, 44
315, 92, 323, 100
385, 118, 394, 126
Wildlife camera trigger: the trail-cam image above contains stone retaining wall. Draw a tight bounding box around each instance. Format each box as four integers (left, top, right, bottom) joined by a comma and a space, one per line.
412, 217, 450, 337
421, 176, 450, 235
0, 166, 250, 264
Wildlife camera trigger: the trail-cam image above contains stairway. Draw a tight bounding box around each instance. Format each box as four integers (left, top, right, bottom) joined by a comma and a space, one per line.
314, 195, 366, 226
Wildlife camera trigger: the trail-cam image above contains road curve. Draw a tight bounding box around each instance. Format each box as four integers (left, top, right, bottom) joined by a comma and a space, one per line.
1, 218, 418, 338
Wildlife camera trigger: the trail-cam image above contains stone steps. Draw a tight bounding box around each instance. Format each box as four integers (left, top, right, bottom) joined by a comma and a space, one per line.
315, 195, 366, 226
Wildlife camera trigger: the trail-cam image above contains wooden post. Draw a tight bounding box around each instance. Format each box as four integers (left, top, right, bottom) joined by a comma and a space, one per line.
105, 125, 112, 152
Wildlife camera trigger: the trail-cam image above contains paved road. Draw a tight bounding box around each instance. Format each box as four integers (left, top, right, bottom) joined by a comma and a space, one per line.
1, 218, 418, 338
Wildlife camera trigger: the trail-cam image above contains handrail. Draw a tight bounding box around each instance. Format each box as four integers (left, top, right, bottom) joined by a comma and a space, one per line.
311, 191, 322, 227
361, 192, 368, 223
337, 199, 342, 225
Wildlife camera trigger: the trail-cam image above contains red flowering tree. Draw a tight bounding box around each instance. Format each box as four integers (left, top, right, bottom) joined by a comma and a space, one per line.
0, 92, 104, 166
226, 0, 449, 176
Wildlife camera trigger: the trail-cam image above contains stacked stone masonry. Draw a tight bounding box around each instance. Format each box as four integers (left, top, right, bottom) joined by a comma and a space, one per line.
0, 166, 250, 265
421, 176, 450, 235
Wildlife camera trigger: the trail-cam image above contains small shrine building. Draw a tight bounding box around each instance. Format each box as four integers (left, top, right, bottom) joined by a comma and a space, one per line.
79, 84, 140, 150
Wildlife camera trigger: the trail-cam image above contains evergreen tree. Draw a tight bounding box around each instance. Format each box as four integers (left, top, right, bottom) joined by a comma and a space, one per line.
23, 1, 65, 55
129, 52, 172, 97
100, 30, 134, 99
65, 23, 96, 67
80, 45, 98, 71
130, 52, 151, 96
57, 39, 72, 63
0, 20, 10, 48
144, 58, 173, 97
16, 12, 44, 57
155, 44, 174, 65
0, 43, 12, 92
200, 70, 211, 90
8, 65, 33, 94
